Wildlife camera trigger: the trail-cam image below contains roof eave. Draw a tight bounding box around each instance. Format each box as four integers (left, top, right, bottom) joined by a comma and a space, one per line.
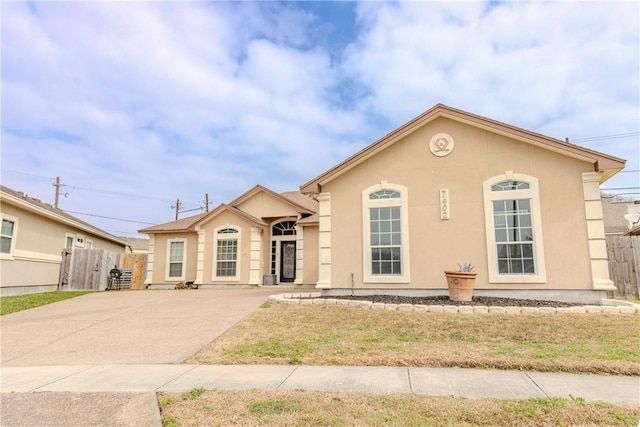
1, 191, 129, 247
300, 104, 627, 192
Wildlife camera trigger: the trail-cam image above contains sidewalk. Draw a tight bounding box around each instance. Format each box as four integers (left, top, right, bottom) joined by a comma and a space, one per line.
2, 364, 638, 426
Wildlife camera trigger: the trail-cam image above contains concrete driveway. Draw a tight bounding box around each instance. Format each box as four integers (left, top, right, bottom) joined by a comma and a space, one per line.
1, 288, 278, 367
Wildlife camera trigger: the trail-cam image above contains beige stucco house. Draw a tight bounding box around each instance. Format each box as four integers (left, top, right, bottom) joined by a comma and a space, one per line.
141, 104, 625, 302
139, 185, 319, 288
1, 185, 129, 296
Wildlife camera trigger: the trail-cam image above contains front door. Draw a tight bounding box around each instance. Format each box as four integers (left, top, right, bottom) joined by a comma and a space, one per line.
280, 241, 296, 282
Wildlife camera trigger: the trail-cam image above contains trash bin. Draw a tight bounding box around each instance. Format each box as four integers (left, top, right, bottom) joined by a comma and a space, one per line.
263, 274, 277, 286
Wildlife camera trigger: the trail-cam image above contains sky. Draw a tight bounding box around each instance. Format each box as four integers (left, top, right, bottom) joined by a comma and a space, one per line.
2, 1, 639, 238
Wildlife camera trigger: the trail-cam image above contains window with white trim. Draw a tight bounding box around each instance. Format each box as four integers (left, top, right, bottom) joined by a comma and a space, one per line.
65, 234, 74, 249
167, 239, 186, 280
362, 183, 410, 283
213, 226, 240, 280
1, 218, 16, 255
483, 174, 546, 283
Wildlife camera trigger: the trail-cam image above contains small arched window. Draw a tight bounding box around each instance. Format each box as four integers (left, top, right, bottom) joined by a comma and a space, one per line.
491, 181, 530, 192
272, 221, 297, 236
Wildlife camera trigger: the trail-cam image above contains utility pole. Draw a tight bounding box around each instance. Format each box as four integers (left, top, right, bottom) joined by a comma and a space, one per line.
172, 198, 182, 220
53, 176, 61, 209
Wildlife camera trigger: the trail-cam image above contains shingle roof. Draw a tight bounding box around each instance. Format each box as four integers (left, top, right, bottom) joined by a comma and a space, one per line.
138, 186, 317, 234
1, 185, 129, 247
602, 198, 637, 235
138, 212, 208, 233
280, 191, 318, 213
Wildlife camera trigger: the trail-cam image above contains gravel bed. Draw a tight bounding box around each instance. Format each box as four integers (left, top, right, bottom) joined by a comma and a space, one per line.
315, 295, 587, 308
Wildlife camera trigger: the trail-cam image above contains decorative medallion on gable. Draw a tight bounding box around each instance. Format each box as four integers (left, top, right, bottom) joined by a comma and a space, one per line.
429, 133, 455, 157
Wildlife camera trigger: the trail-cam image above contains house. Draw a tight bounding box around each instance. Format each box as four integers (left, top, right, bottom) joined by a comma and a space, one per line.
139, 185, 319, 288
118, 236, 150, 254
141, 104, 626, 303
602, 197, 640, 236
1, 185, 130, 296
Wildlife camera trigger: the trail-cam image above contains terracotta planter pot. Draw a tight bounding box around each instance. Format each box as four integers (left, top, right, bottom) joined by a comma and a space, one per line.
444, 271, 477, 302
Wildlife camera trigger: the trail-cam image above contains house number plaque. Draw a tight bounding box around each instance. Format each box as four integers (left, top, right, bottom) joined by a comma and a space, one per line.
440, 189, 450, 220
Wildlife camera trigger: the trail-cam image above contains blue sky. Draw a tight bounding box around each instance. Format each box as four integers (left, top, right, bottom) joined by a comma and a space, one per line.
2, 1, 639, 237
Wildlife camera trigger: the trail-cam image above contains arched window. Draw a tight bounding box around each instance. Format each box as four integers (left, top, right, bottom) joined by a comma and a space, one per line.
483, 173, 546, 283
362, 182, 410, 283
213, 226, 240, 280
272, 221, 297, 236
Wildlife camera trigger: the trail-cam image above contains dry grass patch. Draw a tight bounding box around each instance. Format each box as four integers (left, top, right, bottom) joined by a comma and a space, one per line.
158, 389, 640, 426
188, 305, 640, 375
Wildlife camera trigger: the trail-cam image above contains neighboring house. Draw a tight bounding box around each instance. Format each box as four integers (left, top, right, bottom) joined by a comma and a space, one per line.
141, 104, 626, 303
1, 185, 130, 296
118, 236, 150, 254
602, 196, 640, 236
139, 185, 318, 287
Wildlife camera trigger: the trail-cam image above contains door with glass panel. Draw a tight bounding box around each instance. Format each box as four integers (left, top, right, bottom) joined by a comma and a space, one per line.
280, 241, 296, 282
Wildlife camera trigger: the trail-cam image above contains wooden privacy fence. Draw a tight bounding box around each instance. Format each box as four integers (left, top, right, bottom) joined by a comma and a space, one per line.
58, 249, 147, 291
605, 235, 640, 299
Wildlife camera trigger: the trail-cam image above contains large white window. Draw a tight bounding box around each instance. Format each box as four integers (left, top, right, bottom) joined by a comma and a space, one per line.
362, 183, 410, 283
1, 217, 16, 255
483, 173, 546, 283
166, 239, 186, 281
213, 226, 240, 281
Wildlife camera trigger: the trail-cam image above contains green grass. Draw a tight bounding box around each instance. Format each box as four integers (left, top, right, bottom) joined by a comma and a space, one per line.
0, 291, 92, 315
181, 387, 205, 400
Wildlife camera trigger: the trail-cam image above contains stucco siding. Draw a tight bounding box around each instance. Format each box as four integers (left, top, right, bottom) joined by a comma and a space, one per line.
199, 210, 256, 285
151, 232, 198, 284
235, 192, 300, 219
302, 225, 319, 284
324, 117, 595, 291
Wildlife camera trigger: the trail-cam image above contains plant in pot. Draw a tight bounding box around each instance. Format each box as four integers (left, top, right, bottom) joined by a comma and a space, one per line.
444, 263, 477, 302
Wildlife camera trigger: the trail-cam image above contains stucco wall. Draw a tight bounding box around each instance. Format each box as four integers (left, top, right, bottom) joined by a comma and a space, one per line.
324, 117, 594, 291
199, 210, 255, 285
302, 225, 319, 285
235, 192, 300, 220
151, 232, 199, 284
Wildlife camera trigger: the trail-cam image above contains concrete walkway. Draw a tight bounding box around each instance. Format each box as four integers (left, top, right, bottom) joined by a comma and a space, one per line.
2, 364, 638, 403
2, 364, 638, 426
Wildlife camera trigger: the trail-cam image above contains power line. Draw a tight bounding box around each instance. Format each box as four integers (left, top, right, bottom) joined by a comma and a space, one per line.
2, 169, 179, 203
64, 210, 155, 225
572, 132, 639, 142
2, 169, 54, 180
64, 185, 175, 203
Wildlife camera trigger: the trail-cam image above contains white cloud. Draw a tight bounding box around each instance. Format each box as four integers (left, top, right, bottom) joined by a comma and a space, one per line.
2, 1, 638, 235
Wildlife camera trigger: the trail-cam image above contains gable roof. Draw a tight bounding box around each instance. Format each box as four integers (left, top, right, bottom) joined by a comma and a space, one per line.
300, 104, 626, 194
138, 185, 316, 234
1, 185, 129, 247
230, 185, 316, 215
196, 203, 268, 229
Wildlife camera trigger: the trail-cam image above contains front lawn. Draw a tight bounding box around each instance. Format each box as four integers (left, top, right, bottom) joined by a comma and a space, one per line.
0, 291, 92, 316
188, 304, 640, 375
